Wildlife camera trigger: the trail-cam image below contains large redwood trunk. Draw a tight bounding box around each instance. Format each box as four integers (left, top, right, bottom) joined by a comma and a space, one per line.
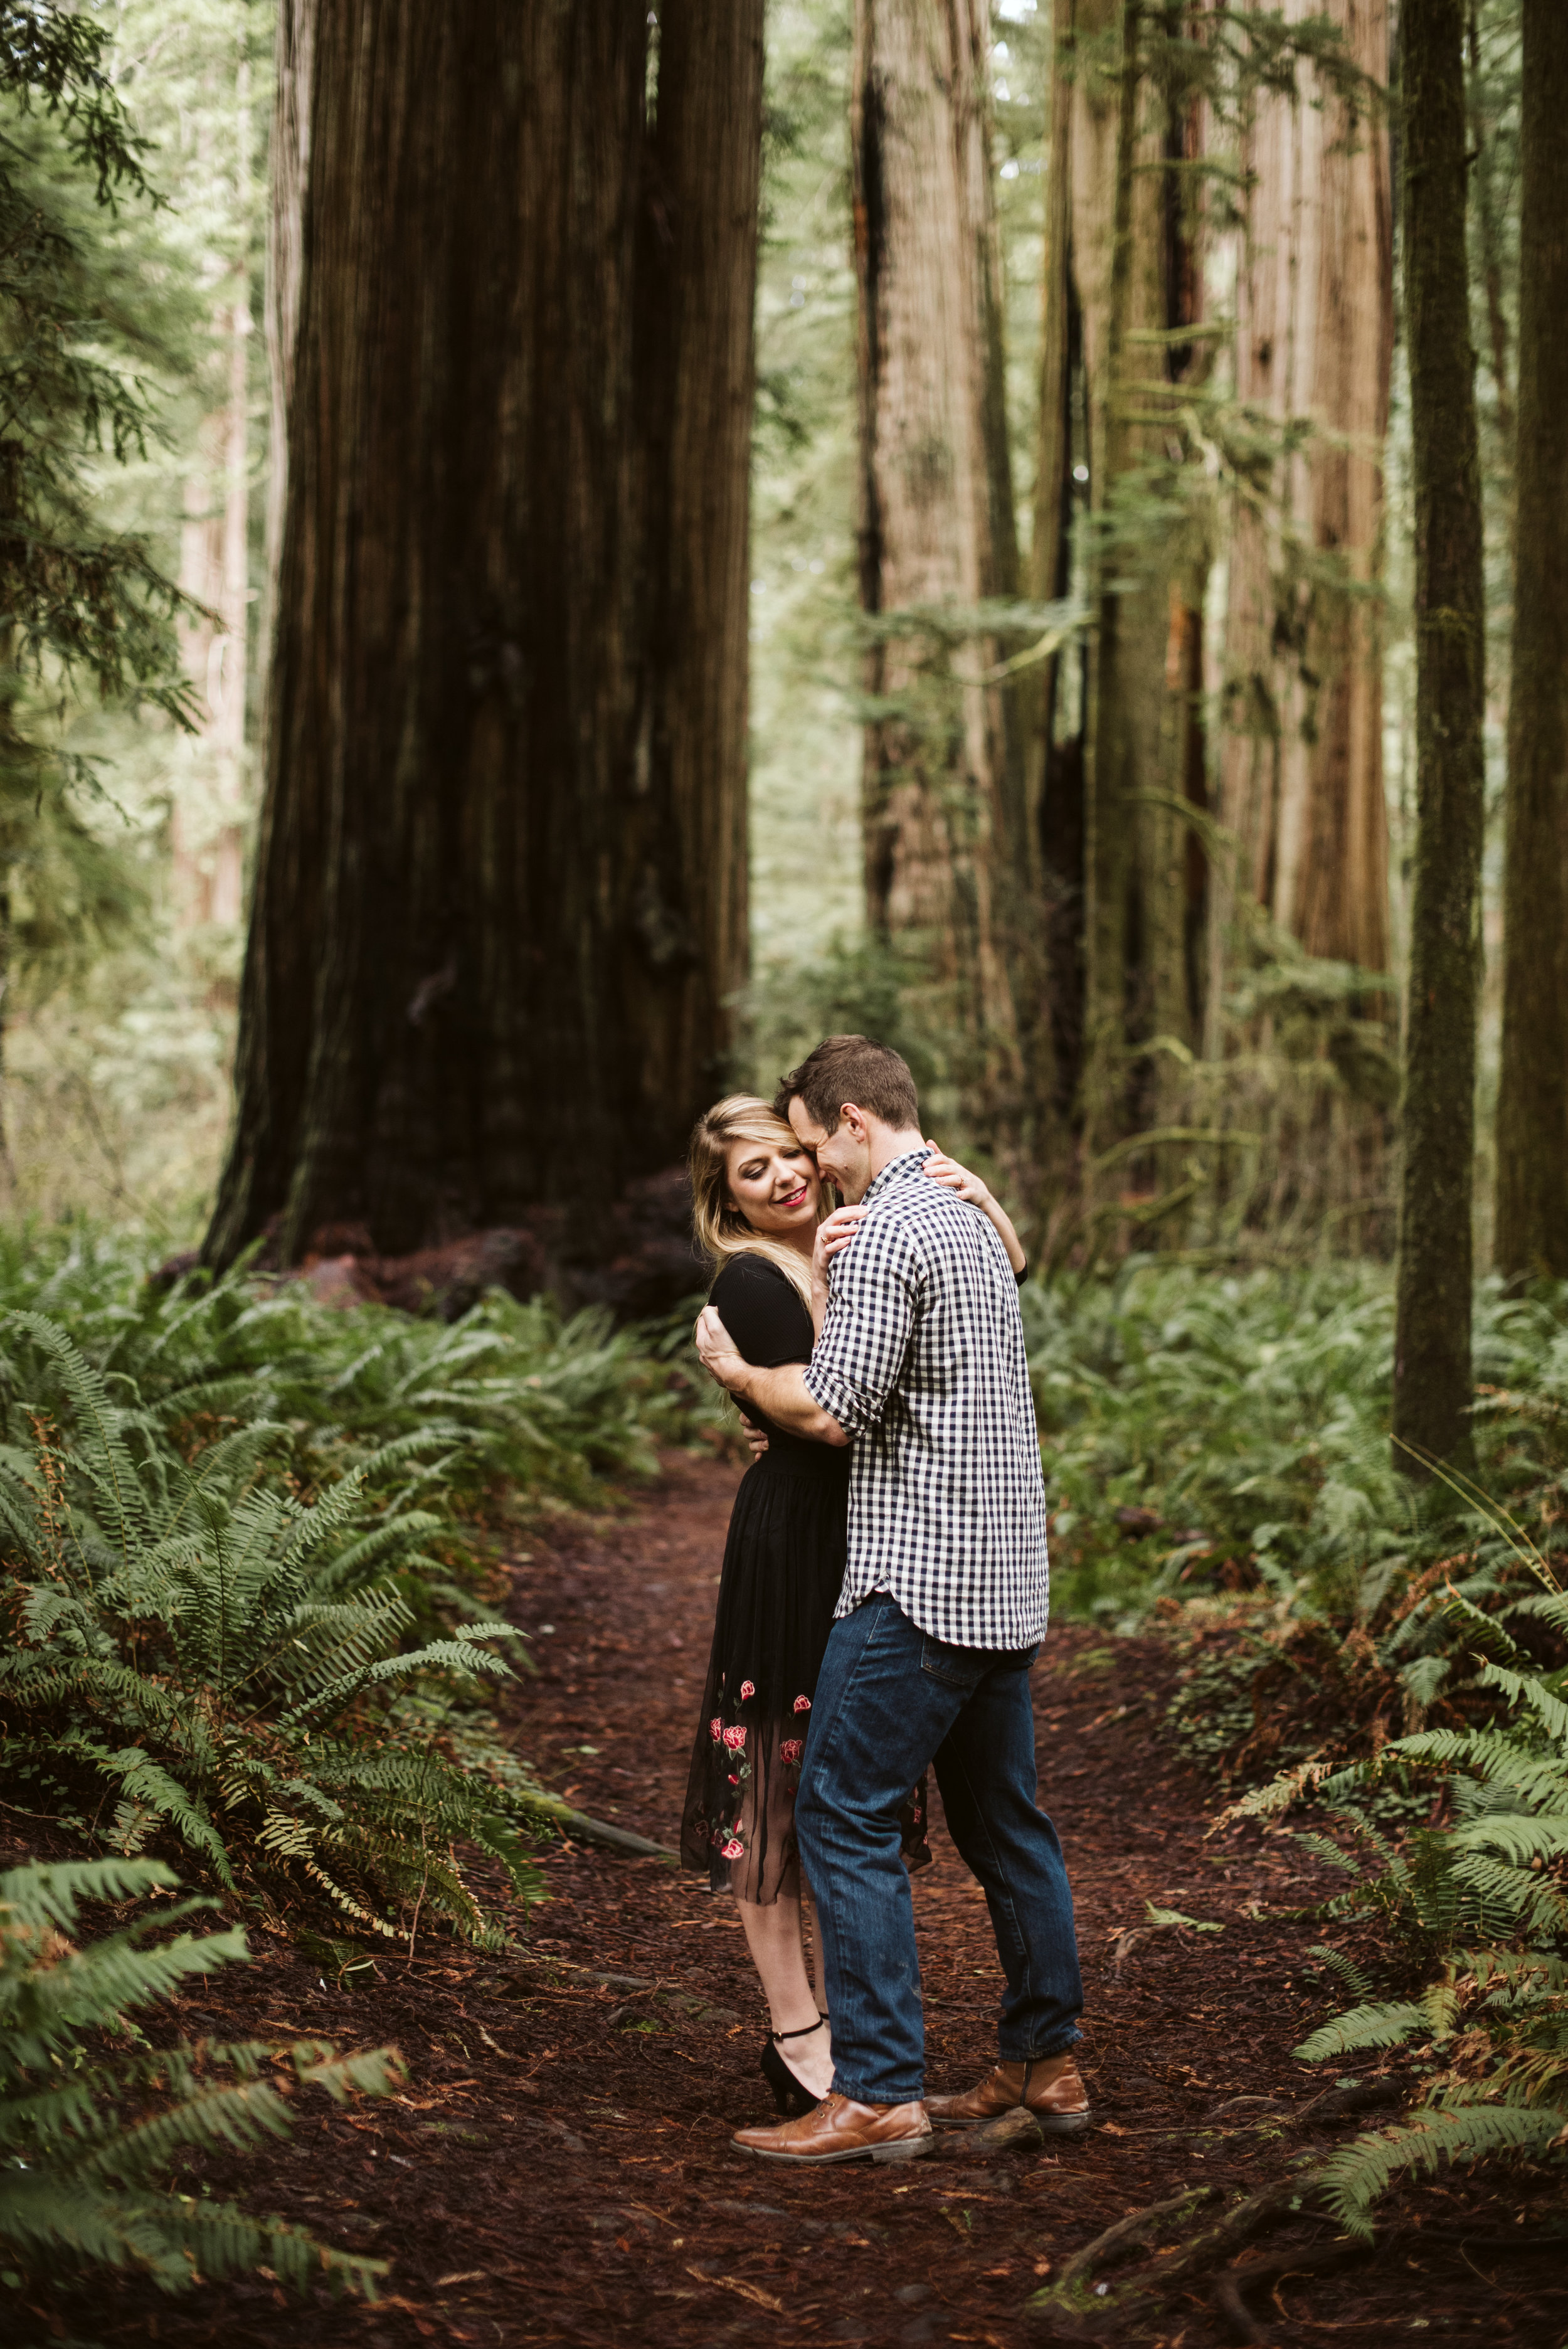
1035, 1, 1209, 1169
207, 0, 761, 1266
1493, 0, 1568, 1280
1391, 0, 1486, 1470
1219, 0, 1393, 974
850, 0, 1032, 1145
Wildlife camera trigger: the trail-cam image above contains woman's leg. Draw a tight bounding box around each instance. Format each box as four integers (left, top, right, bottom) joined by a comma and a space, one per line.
736, 1890, 835, 2100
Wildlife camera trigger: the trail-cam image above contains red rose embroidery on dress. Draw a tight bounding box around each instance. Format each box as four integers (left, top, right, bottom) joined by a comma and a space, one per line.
722, 1724, 747, 1751
779, 1739, 803, 1765
739, 1680, 756, 1701
721, 1838, 744, 1860
792, 1695, 811, 1714
709, 1716, 723, 1741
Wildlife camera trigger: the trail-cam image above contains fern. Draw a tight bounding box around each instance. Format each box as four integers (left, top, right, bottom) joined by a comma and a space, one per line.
1245, 1509, 1568, 2229
0, 1316, 551, 1942
0, 1859, 400, 2294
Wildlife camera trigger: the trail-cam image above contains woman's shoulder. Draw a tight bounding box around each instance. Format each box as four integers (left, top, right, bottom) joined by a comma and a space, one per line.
711, 1251, 796, 1304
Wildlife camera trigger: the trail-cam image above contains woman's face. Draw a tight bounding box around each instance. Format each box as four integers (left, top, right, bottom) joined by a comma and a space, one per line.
725, 1133, 820, 1238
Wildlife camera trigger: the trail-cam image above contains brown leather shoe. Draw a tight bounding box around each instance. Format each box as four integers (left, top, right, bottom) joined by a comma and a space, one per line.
732, 2091, 933, 2166
926, 2054, 1089, 2133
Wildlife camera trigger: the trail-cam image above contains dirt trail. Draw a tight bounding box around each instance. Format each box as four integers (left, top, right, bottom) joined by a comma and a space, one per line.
45, 1455, 1566, 2349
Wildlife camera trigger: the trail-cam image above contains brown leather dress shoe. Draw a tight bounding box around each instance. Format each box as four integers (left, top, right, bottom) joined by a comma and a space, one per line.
732, 2091, 934, 2166
925, 2054, 1089, 2133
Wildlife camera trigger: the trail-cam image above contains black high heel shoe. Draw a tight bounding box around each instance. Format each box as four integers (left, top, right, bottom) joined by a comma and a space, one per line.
760, 2015, 829, 2118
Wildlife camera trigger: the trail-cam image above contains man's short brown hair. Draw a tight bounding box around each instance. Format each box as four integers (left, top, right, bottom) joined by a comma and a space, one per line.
775, 1035, 920, 1136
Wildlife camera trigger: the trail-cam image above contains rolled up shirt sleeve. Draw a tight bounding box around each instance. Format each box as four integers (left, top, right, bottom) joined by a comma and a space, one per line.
802, 1218, 921, 1434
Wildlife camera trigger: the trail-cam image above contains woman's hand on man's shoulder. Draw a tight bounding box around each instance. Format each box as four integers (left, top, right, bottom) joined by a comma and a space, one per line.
812, 1202, 867, 1276
920, 1140, 993, 1212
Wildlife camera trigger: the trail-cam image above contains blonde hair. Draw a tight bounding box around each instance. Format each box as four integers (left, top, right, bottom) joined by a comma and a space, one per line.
689, 1094, 822, 1307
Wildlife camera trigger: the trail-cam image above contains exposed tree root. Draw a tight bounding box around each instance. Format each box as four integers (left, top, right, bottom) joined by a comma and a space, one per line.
528, 1796, 674, 1857
1213, 2237, 1374, 2343
1029, 2174, 1337, 2336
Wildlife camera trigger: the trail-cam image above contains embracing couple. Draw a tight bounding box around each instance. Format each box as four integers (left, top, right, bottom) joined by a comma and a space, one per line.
681, 1034, 1088, 2165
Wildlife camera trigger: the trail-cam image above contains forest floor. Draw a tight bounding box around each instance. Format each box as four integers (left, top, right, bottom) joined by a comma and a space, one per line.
28, 1453, 1568, 2349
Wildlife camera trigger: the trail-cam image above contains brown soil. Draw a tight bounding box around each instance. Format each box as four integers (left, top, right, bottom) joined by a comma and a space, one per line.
23, 1454, 1568, 2348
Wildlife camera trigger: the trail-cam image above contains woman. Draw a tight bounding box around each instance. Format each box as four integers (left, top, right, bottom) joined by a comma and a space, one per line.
679, 1095, 1027, 2114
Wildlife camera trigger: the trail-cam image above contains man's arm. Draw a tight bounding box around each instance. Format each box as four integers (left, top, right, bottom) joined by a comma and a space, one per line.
801, 1216, 920, 1435
694, 1307, 851, 1445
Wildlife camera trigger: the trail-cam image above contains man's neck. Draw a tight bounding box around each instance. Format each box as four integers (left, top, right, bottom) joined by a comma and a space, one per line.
864, 1125, 926, 1185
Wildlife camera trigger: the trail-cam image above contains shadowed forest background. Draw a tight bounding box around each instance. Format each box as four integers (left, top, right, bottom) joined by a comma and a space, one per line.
2, 3, 1567, 2344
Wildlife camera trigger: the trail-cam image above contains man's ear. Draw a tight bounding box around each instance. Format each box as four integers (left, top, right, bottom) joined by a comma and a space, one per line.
841, 1101, 867, 1142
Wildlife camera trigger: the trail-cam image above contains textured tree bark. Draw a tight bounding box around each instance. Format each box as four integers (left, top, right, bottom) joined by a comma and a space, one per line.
1493, 0, 1568, 1280
1029, 15, 1085, 1128
1219, 0, 1392, 975
850, 0, 1031, 1142
207, 0, 761, 1266
174, 51, 253, 936
263, 0, 313, 605
1039, 0, 1209, 1167
1392, 0, 1486, 1472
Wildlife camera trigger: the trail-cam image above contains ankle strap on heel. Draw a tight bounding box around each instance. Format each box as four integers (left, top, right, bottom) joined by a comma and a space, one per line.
771, 2017, 828, 2044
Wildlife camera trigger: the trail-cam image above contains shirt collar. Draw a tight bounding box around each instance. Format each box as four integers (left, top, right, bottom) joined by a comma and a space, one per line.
860, 1145, 933, 1206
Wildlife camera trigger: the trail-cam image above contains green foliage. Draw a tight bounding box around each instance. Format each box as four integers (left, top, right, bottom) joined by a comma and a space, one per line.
1, 1855, 398, 2297
0, 3, 201, 1005
1024, 1256, 1568, 1620
0, 1312, 550, 1943
1224, 1522, 1568, 2232
0, 1236, 704, 1942
0, 1223, 701, 1506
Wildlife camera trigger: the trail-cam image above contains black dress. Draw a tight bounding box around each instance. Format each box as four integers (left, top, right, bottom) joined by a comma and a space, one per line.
679, 1253, 931, 1904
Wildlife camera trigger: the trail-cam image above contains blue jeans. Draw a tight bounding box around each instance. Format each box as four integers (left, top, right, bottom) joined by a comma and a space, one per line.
795, 1595, 1084, 2106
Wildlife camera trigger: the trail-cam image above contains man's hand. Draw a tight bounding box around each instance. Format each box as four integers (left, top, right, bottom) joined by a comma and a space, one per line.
695, 1305, 750, 1394
921, 1140, 993, 1212
741, 1416, 770, 1460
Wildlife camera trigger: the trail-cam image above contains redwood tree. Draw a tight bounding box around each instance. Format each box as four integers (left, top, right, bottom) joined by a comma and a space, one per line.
1493, 0, 1568, 1280
1034, 0, 1209, 1162
1220, 0, 1394, 977
850, 0, 1031, 1142
1391, 0, 1486, 1471
206, 0, 761, 1266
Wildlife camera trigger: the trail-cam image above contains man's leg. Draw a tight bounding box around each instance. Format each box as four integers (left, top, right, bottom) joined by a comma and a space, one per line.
792, 1598, 978, 2106
932, 1654, 1084, 2060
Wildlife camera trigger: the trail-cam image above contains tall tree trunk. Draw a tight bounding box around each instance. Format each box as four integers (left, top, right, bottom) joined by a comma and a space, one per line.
1493, 0, 1568, 1280
173, 51, 253, 933
1391, 0, 1486, 1471
1037, 1, 1209, 1175
1030, 10, 1086, 1131
206, 0, 761, 1266
850, 0, 1032, 1147
1219, 0, 1392, 973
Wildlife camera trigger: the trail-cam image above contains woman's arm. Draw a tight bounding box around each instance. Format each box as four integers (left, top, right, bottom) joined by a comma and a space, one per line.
921, 1143, 1027, 1276
694, 1316, 850, 1445
810, 1203, 867, 1337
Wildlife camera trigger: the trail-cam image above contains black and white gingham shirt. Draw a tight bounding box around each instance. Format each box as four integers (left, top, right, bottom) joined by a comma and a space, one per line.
802, 1148, 1049, 1649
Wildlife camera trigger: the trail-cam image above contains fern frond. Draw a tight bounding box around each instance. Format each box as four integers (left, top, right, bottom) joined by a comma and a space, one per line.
1317, 2102, 1567, 2239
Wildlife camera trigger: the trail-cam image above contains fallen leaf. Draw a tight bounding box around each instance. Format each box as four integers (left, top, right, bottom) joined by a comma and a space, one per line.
436, 2271, 488, 2288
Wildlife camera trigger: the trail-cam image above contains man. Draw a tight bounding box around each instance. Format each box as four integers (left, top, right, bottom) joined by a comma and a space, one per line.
694, 1034, 1087, 2166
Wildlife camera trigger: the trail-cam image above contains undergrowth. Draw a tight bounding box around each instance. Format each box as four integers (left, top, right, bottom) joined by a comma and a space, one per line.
1030, 1258, 1568, 2230
0, 1228, 712, 1947
0, 1223, 707, 1518
1, 1856, 399, 2303
1222, 1507, 1568, 2234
